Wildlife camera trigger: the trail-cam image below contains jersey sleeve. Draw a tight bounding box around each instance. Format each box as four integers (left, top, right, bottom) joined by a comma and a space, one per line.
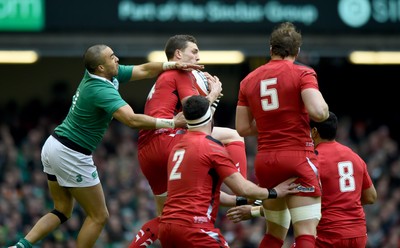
174, 71, 200, 101
94, 84, 127, 115
206, 138, 239, 180
237, 79, 249, 107
360, 158, 373, 189
299, 67, 319, 91
117, 65, 134, 84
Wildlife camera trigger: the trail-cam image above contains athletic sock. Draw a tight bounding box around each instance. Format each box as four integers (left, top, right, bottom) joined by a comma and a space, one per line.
15, 238, 33, 248
259, 234, 284, 248
225, 141, 247, 178
129, 217, 160, 248
295, 235, 316, 248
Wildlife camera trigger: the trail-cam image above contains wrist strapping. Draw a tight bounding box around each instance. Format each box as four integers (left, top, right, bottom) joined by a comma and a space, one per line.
236, 196, 248, 206
268, 188, 278, 199
162, 62, 177, 70
155, 118, 175, 129
251, 206, 262, 217
211, 98, 220, 112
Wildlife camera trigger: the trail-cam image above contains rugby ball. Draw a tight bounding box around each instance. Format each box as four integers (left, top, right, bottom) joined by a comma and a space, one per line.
192, 70, 209, 96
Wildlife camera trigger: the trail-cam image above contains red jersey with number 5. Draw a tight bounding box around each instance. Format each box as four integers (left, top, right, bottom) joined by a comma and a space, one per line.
237, 60, 318, 151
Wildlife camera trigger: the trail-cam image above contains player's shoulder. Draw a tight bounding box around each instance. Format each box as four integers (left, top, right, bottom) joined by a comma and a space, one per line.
293, 61, 316, 73
160, 69, 190, 77
205, 135, 224, 147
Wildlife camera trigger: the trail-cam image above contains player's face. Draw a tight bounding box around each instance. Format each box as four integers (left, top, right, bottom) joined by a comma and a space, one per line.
101, 47, 119, 78
180, 42, 200, 64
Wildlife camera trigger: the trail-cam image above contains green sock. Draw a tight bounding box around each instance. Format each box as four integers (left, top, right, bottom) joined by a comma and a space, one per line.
16, 238, 33, 248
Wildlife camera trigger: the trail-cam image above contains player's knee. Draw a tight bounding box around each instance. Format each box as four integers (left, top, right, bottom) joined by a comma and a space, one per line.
91, 210, 110, 226
51, 209, 69, 224
263, 208, 291, 229
290, 203, 321, 224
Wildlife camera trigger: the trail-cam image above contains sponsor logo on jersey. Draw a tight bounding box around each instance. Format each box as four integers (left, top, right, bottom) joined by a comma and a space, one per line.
296, 185, 315, 192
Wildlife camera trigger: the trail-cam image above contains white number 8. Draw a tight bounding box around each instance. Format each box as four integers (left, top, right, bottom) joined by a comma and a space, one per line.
338, 161, 355, 192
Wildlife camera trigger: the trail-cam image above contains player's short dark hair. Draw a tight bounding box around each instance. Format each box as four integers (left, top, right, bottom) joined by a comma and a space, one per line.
165, 35, 197, 60
310, 111, 338, 140
84, 44, 108, 73
183, 95, 210, 121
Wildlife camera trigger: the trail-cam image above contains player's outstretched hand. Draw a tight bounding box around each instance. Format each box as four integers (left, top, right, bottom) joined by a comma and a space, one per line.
273, 177, 300, 198
226, 205, 252, 223
176, 62, 204, 71
173, 112, 187, 128
207, 75, 223, 102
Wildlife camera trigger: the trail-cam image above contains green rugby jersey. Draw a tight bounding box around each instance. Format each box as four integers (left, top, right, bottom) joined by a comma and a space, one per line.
54, 65, 134, 152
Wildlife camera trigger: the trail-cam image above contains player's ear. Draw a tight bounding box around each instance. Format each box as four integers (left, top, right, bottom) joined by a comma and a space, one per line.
175, 49, 182, 59
311, 127, 318, 139
97, 64, 104, 72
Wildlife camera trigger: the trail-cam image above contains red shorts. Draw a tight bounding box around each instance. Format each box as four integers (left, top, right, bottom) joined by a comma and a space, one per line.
159, 222, 229, 248
316, 235, 367, 248
138, 130, 186, 195
255, 150, 321, 197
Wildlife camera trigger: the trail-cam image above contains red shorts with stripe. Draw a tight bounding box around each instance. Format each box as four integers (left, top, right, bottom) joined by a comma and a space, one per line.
159, 222, 229, 248
255, 150, 321, 197
138, 130, 186, 195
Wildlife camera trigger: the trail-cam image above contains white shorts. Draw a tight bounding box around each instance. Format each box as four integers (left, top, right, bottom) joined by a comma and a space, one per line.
41, 135, 100, 187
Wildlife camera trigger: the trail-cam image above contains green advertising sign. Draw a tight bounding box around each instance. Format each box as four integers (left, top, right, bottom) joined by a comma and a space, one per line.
0, 0, 44, 31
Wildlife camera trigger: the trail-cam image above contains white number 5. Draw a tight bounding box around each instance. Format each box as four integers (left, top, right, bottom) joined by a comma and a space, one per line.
260, 78, 279, 111
169, 149, 185, 181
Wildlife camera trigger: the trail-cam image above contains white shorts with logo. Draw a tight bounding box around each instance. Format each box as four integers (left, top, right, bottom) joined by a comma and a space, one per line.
41, 135, 100, 187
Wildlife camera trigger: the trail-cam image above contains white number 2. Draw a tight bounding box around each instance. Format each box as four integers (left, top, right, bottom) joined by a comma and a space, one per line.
169, 149, 185, 181
338, 161, 355, 192
260, 78, 279, 111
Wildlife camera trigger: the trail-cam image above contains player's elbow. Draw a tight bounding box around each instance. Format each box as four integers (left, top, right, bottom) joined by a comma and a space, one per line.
309, 105, 329, 122
236, 127, 248, 137
361, 187, 377, 205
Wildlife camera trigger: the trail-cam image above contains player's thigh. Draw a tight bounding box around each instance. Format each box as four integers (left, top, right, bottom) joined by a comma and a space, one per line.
138, 134, 184, 195
154, 194, 167, 215
211, 126, 243, 144
255, 150, 321, 197
47, 180, 74, 214
316, 236, 367, 248
159, 223, 228, 248
69, 183, 108, 219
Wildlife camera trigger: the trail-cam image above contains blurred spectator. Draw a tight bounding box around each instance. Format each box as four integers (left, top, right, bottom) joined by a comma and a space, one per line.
1, 99, 400, 247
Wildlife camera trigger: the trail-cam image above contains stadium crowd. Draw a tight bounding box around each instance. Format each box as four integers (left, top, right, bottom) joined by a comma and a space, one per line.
0, 95, 399, 247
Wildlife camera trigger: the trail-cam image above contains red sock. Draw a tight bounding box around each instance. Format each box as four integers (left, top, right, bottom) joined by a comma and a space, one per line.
225, 141, 247, 178
294, 235, 315, 248
129, 217, 160, 248
259, 234, 284, 248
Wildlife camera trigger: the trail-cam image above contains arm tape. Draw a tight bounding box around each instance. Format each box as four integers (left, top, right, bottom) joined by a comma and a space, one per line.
268, 188, 277, 199
251, 206, 262, 217
162, 62, 177, 70
155, 118, 175, 129
236, 196, 248, 206
211, 99, 220, 111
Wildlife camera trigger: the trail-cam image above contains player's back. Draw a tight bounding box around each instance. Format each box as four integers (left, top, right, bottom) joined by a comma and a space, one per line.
161, 131, 236, 228
138, 70, 197, 146
143, 70, 190, 119
316, 141, 371, 238
239, 60, 317, 151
